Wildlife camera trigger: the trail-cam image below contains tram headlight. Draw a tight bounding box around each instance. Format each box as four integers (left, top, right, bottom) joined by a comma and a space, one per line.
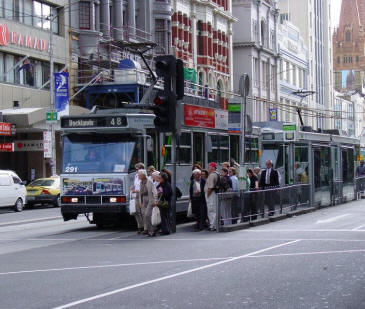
71, 198, 79, 203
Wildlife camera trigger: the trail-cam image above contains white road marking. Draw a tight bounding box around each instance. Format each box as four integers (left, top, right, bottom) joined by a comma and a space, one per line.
52, 239, 300, 309
0, 216, 62, 227
253, 248, 365, 258
316, 214, 351, 224
242, 229, 365, 232
3, 242, 365, 278
352, 224, 365, 231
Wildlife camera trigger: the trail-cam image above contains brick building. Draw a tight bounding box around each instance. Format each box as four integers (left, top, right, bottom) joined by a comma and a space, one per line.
333, 0, 365, 92
171, 0, 235, 109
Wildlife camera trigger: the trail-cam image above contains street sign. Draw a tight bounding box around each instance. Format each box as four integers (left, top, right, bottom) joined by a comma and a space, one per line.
0, 143, 14, 152
46, 111, 58, 123
283, 124, 297, 131
43, 131, 52, 158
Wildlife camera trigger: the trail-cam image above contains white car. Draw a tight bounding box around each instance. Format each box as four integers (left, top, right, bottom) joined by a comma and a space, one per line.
0, 170, 26, 212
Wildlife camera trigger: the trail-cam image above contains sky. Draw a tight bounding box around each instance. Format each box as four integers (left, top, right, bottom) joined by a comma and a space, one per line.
331, 0, 342, 30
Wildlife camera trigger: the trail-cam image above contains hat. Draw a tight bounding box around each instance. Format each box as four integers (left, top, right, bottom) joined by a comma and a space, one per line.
209, 162, 217, 169
192, 169, 201, 174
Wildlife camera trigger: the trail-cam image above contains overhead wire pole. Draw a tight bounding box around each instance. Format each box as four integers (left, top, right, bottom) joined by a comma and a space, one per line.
239, 74, 250, 174
49, 12, 56, 176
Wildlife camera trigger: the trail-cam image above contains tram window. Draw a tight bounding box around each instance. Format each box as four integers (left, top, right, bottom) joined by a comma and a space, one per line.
295, 146, 309, 183
261, 144, 283, 169
207, 135, 229, 163
245, 138, 259, 163
164, 132, 192, 165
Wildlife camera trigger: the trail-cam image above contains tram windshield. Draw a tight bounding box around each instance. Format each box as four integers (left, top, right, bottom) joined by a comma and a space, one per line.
62, 134, 144, 174
260, 144, 283, 169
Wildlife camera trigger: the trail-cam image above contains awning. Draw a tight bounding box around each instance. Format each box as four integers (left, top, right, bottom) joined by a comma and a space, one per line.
1, 108, 45, 127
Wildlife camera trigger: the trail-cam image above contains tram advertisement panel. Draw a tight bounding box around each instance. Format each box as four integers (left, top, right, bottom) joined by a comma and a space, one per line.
184, 105, 215, 128
62, 176, 125, 195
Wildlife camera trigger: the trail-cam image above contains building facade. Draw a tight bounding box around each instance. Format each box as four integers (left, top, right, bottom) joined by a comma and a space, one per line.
277, 20, 309, 126
171, 0, 235, 108
232, 0, 279, 122
0, 0, 70, 181
278, 0, 334, 130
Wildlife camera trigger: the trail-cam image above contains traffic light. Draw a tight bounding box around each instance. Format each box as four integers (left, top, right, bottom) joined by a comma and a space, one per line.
154, 55, 184, 132
153, 90, 176, 132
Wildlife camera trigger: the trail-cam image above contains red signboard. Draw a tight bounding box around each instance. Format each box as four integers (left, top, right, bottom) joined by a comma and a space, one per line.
0, 122, 11, 136
184, 105, 215, 128
0, 143, 14, 152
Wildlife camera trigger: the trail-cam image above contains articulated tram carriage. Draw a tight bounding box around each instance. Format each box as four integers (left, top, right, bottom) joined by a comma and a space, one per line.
259, 123, 360, 207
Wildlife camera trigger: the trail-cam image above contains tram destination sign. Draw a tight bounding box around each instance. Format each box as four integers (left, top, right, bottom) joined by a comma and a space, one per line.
61, 116, 128, 129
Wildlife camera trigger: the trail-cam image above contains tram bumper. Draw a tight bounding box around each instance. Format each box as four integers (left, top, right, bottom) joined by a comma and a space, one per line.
61, 203, 129, 220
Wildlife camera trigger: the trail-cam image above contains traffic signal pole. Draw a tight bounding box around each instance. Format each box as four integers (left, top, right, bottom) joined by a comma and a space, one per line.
171, 133, 177, 233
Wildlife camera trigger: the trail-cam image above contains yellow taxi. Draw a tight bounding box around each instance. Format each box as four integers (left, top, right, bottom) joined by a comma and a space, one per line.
26, 176, 60, 208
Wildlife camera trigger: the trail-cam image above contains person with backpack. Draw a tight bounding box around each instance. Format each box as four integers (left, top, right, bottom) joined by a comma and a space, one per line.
204, 162, 220, 231
220, 168, 233, 226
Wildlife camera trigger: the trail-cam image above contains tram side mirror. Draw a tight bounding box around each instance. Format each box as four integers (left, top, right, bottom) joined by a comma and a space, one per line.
146, 137, 154, 152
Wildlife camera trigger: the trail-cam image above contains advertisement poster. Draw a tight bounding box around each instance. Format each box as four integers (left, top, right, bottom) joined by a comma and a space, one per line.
0, 143, 13, 152
215, 110, 228, 130
43, 131, 52, 158
54, 72, 69, 118
0, 122, 11, 136
184, 104, 215, 128
62, 176, 125, 196
269, 108, 278, 121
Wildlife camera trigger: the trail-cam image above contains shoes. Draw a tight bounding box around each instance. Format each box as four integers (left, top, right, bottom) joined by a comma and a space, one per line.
209, 227, 216, 231
142, 230, 148, 235
137, 228, 143, 234
146, 232, 156, 237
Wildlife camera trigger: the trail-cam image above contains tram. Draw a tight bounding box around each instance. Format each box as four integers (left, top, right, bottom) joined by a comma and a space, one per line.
59, 104, 260, 226
258, 123, 360, 207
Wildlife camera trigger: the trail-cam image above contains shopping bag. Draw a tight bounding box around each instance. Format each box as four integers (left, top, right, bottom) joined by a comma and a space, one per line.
129, 198, 136, 215
151, 206, 161, 226
187, 201, 194, 218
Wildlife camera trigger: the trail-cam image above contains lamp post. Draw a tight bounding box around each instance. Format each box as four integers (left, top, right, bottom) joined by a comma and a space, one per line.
291, 90, 315, 127
238, 74, 250, 170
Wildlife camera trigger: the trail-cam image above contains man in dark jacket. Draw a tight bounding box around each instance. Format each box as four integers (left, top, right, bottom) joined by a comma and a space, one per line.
189, 169, 207, 231
259, 160, 280, 216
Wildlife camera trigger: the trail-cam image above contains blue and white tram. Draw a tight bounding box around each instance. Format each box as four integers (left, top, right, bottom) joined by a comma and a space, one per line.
259, 124, 360, 207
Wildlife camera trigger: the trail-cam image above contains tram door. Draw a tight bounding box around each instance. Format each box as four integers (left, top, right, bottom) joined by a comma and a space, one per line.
193, 133, 205, 166
341, 147, 355, 200
313, 146, 332, 206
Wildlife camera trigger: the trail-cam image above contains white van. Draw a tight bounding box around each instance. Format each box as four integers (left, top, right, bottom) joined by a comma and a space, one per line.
0, 170, 26, 211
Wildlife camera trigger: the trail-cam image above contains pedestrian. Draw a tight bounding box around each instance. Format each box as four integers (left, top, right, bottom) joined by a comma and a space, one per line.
253, 167, 264, 217
130, 162, 145, 234
147, 165, 155, 178
201, 169, 209, 180
189, 169, 207, 231
205, 162, 219, 231
356, 160, 365, 177
222, 162, 230, 169
139, 169, 158, 237
220, 167, 233, 225
161, 168, 172, 183
259, 160, 280, 216
156, 172, 172, 235
229, 167, 240, 223
229, 167, 239, 191
151, 171, 160, 188
247, 168, 259, 220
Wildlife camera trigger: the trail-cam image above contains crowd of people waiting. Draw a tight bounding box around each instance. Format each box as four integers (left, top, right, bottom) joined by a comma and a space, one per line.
130, 159, 280, 235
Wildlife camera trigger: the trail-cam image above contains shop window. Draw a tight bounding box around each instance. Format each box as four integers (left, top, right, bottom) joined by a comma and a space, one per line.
79, 1, 91, 30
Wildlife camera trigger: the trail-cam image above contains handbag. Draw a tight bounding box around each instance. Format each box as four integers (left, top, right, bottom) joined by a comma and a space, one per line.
129, 197, 136, 215
151, 206, 161, 226
187, 201, 194, 218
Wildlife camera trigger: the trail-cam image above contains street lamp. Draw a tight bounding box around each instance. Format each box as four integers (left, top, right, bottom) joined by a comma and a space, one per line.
291, 90, 315, 127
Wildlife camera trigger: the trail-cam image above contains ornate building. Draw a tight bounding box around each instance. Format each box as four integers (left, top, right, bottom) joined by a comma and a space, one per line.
333, 0, 365, 92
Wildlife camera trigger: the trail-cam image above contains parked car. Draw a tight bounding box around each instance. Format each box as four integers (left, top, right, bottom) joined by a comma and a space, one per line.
0, 170, 26, 212
26, 176, 60, 208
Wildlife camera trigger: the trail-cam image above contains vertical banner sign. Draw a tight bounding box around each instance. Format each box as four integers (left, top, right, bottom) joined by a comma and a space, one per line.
268, 108, 278, 121
54, 72, 69, 118
43, 131, 52, 158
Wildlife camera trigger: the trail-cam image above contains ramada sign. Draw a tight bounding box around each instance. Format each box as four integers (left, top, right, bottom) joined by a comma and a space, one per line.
0, 24, 48, 52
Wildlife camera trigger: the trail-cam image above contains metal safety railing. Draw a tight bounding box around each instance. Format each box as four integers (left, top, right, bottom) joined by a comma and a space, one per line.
355, 176, 365, 200
216, 184, 311, 232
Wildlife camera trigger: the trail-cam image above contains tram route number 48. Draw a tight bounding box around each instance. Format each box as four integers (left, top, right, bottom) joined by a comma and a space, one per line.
108, 117, 127, 127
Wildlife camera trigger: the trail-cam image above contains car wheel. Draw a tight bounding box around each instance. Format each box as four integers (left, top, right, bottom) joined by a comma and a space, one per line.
54, 195, 61, 207
14, 198, 23, 212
